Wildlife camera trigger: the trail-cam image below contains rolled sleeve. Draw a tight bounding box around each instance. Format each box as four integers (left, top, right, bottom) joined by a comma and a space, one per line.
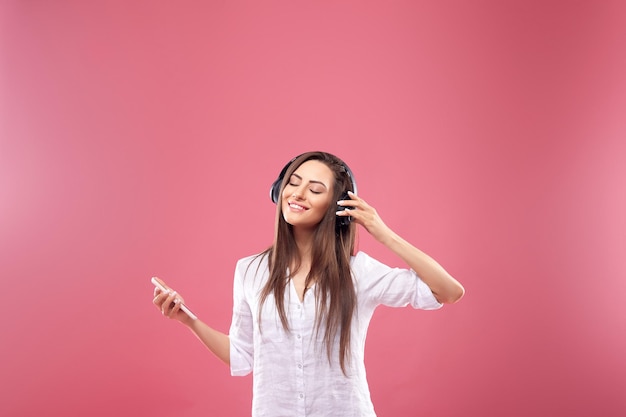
229, 306, 254, 376
229, 261, 254, 376
354, 251, 443, 310
415, 273, 443, 310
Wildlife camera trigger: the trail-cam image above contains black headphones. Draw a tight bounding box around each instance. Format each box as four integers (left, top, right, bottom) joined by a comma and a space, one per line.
269, 153, 358, 228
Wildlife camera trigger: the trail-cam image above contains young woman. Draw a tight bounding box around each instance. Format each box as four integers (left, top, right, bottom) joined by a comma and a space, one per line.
152, 151, 464, 417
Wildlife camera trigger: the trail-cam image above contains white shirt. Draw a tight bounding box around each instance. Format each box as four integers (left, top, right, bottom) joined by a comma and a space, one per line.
229, 251, 443, 417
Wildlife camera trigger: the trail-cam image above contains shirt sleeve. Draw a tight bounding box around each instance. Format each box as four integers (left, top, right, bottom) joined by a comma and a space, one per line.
229, 259, 254, 376
354, 251, 443, 310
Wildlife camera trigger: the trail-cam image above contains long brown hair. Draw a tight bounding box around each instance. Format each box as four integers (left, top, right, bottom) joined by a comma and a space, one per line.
258, 151, 357, 374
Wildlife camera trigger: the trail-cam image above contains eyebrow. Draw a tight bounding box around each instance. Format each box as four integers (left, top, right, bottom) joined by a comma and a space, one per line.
291, 173, 328, 189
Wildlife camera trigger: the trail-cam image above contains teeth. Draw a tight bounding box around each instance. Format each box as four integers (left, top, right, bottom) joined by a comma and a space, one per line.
290, 203, 305, 210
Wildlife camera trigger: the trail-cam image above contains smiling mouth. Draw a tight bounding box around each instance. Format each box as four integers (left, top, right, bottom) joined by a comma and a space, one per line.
288, 202, 308, 211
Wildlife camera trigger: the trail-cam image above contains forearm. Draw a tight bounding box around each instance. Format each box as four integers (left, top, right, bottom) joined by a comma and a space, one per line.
185, 319, 231, 366
336, 192, 464, 303
380, 230, 465, 304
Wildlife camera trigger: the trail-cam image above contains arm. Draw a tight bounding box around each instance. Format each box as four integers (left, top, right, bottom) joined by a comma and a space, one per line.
153, 279, 230, 365
338, 191, 465, 304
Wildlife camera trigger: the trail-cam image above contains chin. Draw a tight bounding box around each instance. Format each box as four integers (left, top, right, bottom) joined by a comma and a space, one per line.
283, 216, 316, 229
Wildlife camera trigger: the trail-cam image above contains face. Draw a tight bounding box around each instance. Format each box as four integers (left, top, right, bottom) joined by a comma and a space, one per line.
281, 160, 335, 229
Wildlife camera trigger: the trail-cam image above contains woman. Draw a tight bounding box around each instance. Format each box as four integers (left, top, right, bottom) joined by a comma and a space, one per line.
153, 151, 464, 417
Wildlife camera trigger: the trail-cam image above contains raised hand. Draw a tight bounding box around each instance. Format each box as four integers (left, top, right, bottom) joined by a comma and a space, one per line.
336, 191, 393, 244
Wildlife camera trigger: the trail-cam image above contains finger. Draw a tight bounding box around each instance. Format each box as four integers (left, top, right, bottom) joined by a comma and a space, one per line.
153, 291, 169, 308
154, 290, 173, 315
337, 198, 359, 208
152, 277, 169, 298
347, 190, 364, 202
348, 191, 373, 207
339, 192, 368, 208
153, 277, 168, 289
336, 208, 353, 217
168, 298, 182, 319
163, 291, 178, 316
167, 293, 186, 319
336, 208, 363, 225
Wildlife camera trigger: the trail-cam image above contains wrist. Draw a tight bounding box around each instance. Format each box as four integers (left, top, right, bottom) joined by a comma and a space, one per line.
181, 314, 197, 328
375, 226, 398, 247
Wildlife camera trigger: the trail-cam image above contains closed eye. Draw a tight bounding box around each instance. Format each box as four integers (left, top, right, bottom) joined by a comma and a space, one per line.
288, 173, 328, 194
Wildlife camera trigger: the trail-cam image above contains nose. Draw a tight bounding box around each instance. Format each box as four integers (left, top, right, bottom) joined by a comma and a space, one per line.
291, 186, 305, 200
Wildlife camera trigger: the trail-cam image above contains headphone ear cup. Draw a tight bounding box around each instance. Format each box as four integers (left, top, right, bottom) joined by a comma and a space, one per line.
270, 178, 282, 204
336, 192, 352, 228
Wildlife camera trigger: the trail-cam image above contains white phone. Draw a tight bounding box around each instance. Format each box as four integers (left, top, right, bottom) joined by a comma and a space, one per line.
151, 277, 198, 320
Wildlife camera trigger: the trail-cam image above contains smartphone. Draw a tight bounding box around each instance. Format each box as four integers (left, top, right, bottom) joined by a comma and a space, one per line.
151, 277, 198, 320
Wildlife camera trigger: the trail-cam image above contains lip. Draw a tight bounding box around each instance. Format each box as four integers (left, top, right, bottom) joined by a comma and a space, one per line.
287, 200, 309, 211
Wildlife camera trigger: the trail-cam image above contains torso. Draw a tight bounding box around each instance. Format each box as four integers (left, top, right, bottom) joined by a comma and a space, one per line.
290, 267, 312, 302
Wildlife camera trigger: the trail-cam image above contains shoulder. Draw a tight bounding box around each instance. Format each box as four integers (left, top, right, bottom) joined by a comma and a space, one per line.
235, 252, 270, 281
237, 253, 263, 267
350, 251, 385, 279
350, 251, 405, 285
237, 251, 268, 266
350, 251, 386, 271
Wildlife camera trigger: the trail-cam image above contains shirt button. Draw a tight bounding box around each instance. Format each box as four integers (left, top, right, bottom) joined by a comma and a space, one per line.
297, 363, 303, 369
297, 334, 301, 339
299, 393, 304, 399
297, 305, 301, 309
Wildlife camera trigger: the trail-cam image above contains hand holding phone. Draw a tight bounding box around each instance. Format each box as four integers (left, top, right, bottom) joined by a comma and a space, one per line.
151, 277, 198, 320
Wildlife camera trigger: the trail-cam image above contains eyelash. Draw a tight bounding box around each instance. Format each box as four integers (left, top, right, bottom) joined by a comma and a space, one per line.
288, 182, 322, 194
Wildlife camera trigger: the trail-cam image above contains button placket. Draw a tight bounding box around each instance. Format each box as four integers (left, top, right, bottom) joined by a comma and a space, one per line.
292, 299, 306, 414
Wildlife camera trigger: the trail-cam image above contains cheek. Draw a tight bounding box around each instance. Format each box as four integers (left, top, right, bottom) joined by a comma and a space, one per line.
314, 197, 333, 215
281, 187, 293, 201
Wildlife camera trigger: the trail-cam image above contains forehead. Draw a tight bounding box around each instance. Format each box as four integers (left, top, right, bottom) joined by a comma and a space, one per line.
292, 160, 334, 184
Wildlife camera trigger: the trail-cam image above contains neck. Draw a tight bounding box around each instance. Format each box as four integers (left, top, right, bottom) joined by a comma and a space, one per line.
292, 226, 314, 261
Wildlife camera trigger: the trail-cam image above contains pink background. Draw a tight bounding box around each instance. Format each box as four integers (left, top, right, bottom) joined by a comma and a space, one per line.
1, 1, 625, 416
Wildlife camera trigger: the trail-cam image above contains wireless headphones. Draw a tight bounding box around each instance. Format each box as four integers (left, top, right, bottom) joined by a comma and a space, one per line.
269, 152, 358, 228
